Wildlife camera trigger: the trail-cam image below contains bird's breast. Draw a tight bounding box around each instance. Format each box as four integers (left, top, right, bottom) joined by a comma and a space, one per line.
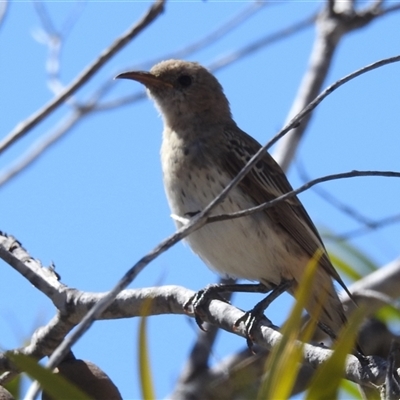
160, 132, 293, 284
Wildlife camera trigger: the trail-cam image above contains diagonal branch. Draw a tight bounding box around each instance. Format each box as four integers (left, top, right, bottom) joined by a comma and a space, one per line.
0, 231, 395, 391
0, 10, 315, 190
0, 0, 165, 156
273, 0, 400, 171
0, 0, 8, 31
205, 170, 400, 224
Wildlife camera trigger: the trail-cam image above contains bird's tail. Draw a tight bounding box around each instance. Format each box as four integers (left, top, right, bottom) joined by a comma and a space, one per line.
304, 269, 348, 342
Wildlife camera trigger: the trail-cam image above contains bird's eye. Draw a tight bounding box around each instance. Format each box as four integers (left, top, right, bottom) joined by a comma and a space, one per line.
177, 74, 192, 88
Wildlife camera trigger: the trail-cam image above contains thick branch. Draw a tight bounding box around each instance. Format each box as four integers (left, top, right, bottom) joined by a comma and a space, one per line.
0, 284, 386, 389
273, 0, 399, 170
1, 231, 395, 391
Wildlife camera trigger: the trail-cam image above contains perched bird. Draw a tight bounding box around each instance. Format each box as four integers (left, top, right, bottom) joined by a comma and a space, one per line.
116, 60, 354, 343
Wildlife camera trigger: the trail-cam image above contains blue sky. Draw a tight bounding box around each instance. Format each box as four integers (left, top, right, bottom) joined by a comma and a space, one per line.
1, 1, 400, 398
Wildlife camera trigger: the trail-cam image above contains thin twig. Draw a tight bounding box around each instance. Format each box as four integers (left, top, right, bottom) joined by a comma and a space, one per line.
0, 10, 315, 189
0, 0, 8, 31
297, 160, 376, 226
33, 1, 86, 96
206, 170, 400, 224
134, 1, 268, 72
208, 12, 316, 72
378, 3, 400, 15
0, 110, 85, 188
296, 160, 400, 241
0, 0, 165, 156
333, 213, 400, 241
273, 0, 400, 171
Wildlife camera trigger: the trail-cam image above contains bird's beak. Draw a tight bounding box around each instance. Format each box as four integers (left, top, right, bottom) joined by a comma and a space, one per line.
115, 71, 173, 88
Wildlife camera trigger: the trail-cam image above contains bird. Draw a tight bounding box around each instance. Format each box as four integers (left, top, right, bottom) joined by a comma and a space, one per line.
116, 59, 355, 345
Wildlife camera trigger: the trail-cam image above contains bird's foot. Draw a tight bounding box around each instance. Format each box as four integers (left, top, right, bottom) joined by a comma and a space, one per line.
184, 285, 230, 331
234, 303, 273, 352
234, 279, 294, 351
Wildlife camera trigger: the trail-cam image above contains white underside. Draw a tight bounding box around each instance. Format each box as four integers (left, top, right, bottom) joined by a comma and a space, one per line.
162, 160, 299, 285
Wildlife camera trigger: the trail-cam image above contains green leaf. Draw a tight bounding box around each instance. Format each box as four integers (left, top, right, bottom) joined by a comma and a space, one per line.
328, 253, 363, 282
339, 379, 363, 399
305, 305, 366, 400
3, 373, 22, 399
322, 230, 378, 280
138, 299, 156, 400
7, 352, 91, 400
257, 250, 323, 400
375, 304, 400, 324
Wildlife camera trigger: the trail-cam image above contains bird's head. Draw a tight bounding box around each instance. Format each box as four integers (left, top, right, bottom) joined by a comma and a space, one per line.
116, 59, 232, 129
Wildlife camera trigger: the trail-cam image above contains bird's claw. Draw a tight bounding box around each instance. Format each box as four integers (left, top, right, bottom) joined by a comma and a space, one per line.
184, 291, 209, 331
233, 305, 272, 353
184, 286, 230, 331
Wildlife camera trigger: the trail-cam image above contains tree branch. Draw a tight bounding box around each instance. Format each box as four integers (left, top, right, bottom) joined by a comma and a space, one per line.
0, 231, 396, 393
0, 0, 8, 32
0, 0, 165, 156
0, 10, 313, 189
273, 0, 400, 170
204, 170, 400, 224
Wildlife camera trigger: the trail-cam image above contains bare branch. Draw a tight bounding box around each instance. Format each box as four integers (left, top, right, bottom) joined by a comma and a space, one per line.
208, 12, 315, 73
136, 1, 268, 71
0, 91, 148, 189
33, 1, 87, 96
380, 3, 400, 15
206, 170, 400, 224
0, 0, 8, 31
172, 257, 400, 399
0, 280, 387, 390
0, 233, 63, 302
332, 213, 400, 241
0, 0, 165, 156
296, 160, 400, 241
0, 110, 84, 188
273, 0, 400, 171
0, 10, 315, 188
343, 258, 400, 315
33, 2, 57, 35
0, 231, 395, 393
297, 161, 379, 227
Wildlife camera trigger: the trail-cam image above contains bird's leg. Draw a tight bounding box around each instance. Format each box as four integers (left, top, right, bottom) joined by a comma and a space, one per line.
184, 283, 271, 331
234, 279, 294, 350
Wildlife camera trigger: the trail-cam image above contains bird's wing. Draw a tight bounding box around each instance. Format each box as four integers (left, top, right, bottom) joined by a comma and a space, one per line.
221, 126, 349, 292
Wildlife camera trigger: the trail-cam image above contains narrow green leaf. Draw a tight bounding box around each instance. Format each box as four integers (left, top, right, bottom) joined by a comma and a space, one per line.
340, 379, 363, 399
138, 300, 156, 400
257, 250, 323, 400
333, 240, 378, 274
323, 230, 378, 279
329, 253, 363, 281
305, 305, 366, 400
7, 352, 91, 400
375, 304, 400, 323
3, 373, 22, 399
